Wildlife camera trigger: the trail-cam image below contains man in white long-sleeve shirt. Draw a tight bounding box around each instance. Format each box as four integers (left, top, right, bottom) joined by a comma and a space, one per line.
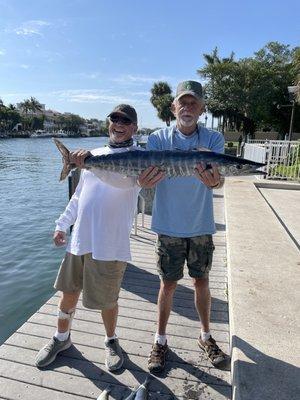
35, 104, 163, 371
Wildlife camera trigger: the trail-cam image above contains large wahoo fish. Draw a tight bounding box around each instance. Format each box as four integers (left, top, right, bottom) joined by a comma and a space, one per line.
54, 138, 265, 181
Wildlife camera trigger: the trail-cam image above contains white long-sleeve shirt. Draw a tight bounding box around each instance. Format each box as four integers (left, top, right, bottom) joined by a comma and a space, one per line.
55, 145, 140, 261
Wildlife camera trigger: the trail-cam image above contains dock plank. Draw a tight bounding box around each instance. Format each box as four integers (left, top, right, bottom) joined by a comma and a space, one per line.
0, 188, 231, 399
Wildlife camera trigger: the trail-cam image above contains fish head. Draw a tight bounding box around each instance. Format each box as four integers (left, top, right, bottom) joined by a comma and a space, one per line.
232, 162, 266, 175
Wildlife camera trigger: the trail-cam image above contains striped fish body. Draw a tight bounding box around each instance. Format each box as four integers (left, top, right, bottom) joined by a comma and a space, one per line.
84, 149, 265, 177
53, 139, 265, 181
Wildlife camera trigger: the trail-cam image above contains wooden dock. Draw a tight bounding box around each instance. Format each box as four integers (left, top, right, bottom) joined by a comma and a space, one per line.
0, 189, 231, 399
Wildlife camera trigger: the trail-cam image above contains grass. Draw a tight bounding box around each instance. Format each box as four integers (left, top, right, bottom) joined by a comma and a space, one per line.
272, 163, 300, 178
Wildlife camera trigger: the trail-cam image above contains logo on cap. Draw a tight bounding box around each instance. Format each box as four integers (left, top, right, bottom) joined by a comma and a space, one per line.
184, 82, 193, 91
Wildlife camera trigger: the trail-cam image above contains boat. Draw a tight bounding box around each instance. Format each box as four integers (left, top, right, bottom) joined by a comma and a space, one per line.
30, 130, 52, 138
30, 129, 68, 138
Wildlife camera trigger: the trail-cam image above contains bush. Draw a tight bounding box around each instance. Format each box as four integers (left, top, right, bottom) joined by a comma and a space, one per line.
272, 163, 300, 178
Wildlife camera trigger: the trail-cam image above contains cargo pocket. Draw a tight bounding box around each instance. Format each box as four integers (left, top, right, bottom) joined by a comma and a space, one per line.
204, 240, 215, 273
156, 246, 170, 278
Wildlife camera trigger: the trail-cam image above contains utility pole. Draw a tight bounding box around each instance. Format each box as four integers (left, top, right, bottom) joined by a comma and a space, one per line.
288, 100, 295, 141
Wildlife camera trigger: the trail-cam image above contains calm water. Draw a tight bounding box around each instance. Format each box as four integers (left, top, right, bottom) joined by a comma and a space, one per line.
0, 137, 108, 344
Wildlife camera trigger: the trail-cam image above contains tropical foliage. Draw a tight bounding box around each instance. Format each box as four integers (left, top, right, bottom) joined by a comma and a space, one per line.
56, 114, 85, 133
198, 42, 300, 136
0, 97, 94, 137
0, 100, 21, 131
150, 82, 175, 126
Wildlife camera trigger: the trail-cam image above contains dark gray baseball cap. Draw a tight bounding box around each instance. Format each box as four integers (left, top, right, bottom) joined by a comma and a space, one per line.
175, 80, 204, 101
107, 104, 137, 123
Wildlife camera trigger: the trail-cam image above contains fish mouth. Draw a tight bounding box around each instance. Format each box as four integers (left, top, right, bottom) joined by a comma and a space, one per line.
240, 164, 266, 175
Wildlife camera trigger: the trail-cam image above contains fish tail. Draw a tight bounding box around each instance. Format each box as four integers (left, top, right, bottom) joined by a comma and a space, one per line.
53, 138, 73, 181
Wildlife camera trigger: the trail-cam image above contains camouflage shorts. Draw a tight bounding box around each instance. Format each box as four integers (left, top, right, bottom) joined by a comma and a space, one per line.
156, 234, 215, 281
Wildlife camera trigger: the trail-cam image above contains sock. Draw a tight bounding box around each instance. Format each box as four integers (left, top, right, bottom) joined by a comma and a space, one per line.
54, 330, 69, 341
201, 330, 211, 342
155, 333, 167, 346
105, 334, 117, 343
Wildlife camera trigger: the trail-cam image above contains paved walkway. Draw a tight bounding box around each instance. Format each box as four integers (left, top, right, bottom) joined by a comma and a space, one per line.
0, 188, 231, 399
225, 178, 300, 400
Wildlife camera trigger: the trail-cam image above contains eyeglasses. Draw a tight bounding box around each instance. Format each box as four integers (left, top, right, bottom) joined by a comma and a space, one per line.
109, 116, 132, 125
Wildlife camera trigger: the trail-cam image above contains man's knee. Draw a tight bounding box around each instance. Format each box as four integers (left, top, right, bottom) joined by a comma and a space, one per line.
59, 291, 80, 311
160, 280, 177, 295
193, 277, 209, 290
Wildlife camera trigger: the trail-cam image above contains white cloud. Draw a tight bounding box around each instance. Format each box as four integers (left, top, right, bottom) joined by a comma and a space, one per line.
51, 89, 149, 106
131, 91, 150, 96
0, 49, 5, 55
20, 64, 29, 69
112, 74, 172, 84
74, 72, 100, 79
14, 20, 51, 37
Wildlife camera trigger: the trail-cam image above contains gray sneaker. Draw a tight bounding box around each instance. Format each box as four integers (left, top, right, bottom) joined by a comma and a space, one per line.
104, 338, 124, 371
35, 335, 72, 368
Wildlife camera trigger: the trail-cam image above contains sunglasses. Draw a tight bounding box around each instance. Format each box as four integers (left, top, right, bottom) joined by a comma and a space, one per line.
109, 116, 132, 125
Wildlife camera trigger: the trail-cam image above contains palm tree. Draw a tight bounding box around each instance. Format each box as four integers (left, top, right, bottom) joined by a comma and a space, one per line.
19, 99, 31, 115
203, 47, 235, 65
19, 97, 43, 131
150, 81, 175, 126
29, 97, 43, 113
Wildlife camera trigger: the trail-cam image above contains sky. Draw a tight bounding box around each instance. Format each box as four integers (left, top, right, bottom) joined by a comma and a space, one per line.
0, 0, 299, 128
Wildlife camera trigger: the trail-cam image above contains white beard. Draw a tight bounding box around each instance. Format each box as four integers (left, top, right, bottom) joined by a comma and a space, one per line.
177, 116, 197, 128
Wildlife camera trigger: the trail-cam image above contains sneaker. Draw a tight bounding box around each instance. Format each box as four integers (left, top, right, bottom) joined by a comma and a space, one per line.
35, 335, 72, 368
104, 338, 124, 371
198, 335, 228, 367
148, 342, 168, 373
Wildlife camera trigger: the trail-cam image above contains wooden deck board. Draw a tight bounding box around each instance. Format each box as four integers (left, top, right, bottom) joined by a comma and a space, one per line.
0, 189, 231, 399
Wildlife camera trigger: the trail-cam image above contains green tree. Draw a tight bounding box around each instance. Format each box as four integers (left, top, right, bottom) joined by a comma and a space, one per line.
28, 96, 43, 113
150, 81, 175, 126
57, 114, 84, 134
19, 99, 31, 115
291, 47, 300, 103
198, 42, 300, 136
0, 101, 21, 133
18, 97, 43, 130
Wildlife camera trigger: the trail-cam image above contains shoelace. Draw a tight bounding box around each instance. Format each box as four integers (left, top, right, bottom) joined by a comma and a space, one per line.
45, 340, 56, 351
108, 347, 117, 356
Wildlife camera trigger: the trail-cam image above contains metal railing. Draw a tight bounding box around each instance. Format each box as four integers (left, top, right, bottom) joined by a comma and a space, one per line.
248, 139, 269, 145
133, 194, 146, 235
244, 140, 300, 181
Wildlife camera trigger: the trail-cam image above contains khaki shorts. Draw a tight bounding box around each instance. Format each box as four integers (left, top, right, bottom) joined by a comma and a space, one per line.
156, 234, 215, 281
54, 252, 127, 310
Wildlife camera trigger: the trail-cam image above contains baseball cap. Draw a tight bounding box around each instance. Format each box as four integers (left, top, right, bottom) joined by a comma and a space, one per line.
175, 80, 204, 101
107, 104, 137, 123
